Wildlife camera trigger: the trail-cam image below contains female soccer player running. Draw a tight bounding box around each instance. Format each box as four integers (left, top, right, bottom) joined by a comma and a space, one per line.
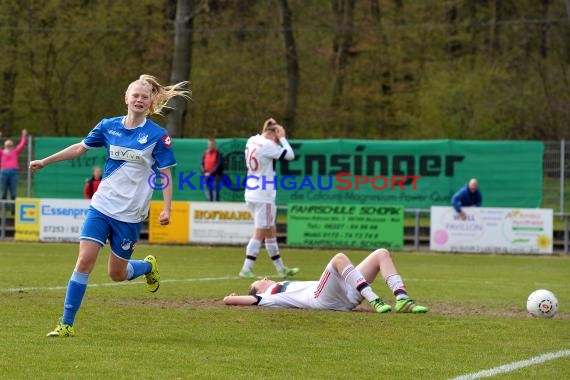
29, 75, 190, 337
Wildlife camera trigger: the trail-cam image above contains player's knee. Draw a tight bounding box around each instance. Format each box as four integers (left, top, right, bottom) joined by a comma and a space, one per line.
331, 252, 349, 267
74, 257, 95, 273
108, 269, 126, 282
372, 248, 391, 259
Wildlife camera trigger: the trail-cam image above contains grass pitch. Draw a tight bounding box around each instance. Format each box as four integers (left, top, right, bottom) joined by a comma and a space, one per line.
0, 242, 568, 379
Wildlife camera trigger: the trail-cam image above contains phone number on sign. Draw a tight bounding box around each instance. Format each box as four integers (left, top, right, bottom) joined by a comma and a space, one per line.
43, 225, 80, 234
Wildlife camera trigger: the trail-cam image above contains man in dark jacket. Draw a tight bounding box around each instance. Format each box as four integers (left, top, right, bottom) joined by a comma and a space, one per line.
451, 178, 482, 220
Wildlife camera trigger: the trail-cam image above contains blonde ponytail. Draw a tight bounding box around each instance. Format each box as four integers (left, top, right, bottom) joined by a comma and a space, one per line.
128, 74, 191, 116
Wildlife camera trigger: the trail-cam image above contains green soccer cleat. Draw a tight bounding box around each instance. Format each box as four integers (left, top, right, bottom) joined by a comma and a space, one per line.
395, 299, 428, 313
239, 270, 257, 279
144, 255, 160, 293
279, 267, 299, 279
369, 298, 392, 313
46, 322, 75, 337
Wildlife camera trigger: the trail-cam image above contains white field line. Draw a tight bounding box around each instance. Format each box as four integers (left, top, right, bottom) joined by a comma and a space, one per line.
450, 349, 570, 380
1, 276, 564, 293
0, 276, 241, 293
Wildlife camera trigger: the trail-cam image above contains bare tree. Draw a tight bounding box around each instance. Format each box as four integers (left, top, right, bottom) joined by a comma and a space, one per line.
167, 0, 194, 137
538, 0, 551, 59
278, 0, 299, 136
331, 0, 356, 107
0, 0, 19, 134
489, 0, 506, 57
369, 0, 380, 22
566, 0, 570, 63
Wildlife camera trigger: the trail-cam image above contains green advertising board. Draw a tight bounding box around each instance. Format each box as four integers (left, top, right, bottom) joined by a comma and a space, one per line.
287, 203, 404, 249
33, 138, 543, 209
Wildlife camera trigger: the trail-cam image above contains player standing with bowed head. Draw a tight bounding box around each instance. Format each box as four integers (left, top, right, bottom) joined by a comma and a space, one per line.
239, 118, 299, 279
29, 74, 190, 337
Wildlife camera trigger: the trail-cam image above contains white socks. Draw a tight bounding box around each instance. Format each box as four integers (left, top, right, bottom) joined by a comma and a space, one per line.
341, 265, 379, 302
265, 238, 285, 272
242, 239, 261, 271
386, 274, 408, 300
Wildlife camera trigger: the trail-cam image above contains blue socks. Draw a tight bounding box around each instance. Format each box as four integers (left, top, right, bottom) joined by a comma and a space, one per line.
126, 260, 152, 280
61, 261, 151, 326
62, 271, 89, 326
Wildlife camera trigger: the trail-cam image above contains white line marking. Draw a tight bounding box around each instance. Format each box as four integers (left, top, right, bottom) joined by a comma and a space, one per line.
451, 349, 570, 380
0, 276, 242, 293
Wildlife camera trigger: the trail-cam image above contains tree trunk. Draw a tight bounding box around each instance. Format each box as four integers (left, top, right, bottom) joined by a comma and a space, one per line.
446, 2, 460, 58
489, 0, 501, 56
331, 0, 356, 107
278, 0, 299, 136
539, 0, 550, 59
0, 1, 19, 134
369, 0, 380, 23
566, 0, 570, 63
167, 0, 194, 137
467, 0, 478, 59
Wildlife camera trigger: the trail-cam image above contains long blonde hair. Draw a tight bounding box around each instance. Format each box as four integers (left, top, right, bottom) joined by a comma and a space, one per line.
261, 118, 278, 134
127, 74, 191, 116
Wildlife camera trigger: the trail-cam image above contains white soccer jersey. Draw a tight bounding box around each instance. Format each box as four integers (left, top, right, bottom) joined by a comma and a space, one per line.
258, 281, 321, 309
82, 116, 176, 223
244, 134, 294, 203
257, 264, 363, 311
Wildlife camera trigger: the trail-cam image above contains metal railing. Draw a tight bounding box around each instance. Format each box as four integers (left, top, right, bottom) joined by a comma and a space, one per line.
1, 201, 568, 254
558, 212, 569, 255
0, 200, 15, 240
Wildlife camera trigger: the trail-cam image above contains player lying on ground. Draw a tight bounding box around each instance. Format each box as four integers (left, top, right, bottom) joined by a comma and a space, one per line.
224, 248, 428, 313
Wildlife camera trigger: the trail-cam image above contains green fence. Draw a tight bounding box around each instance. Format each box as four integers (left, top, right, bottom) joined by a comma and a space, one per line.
33, 138, 543, 209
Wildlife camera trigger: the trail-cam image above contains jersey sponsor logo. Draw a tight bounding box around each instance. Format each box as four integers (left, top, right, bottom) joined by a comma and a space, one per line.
271, 281, 291, 294
137, 132, 148, 144
109, 130, 122, 137
109, 145, 144, 162
162, 134, 172, 148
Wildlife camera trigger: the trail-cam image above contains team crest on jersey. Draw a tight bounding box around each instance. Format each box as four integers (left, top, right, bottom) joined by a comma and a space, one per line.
162, 134, 172, 148
121, 238, 133, 251
137, 133, 148, 144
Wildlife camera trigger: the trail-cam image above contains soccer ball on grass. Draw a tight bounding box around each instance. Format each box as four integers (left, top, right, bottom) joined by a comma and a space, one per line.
526, 289, 558, 318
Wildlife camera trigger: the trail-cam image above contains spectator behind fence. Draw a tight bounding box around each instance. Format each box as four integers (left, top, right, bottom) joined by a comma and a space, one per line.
451, 178, 482, 220
84, 166, 102, 199
201, 138, 224, 202
0, 129, 28, 211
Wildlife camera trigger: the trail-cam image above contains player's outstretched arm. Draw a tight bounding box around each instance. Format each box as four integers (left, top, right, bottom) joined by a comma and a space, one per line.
223, 294, 259, 306
29, 142, 88, 172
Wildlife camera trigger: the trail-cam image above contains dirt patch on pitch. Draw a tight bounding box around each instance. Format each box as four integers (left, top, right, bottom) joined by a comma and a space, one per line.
108, 298, 568, 319
356, 301, 569, 319
107, 298, 227, 310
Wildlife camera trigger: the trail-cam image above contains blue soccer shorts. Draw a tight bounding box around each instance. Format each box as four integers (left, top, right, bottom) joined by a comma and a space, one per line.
80, 206, 142, 260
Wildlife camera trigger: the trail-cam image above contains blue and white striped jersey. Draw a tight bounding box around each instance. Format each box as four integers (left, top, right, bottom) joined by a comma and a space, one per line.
82, 116, 176, 223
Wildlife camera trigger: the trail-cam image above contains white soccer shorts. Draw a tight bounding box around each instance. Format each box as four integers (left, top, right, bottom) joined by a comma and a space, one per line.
246, 201, 276, 229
